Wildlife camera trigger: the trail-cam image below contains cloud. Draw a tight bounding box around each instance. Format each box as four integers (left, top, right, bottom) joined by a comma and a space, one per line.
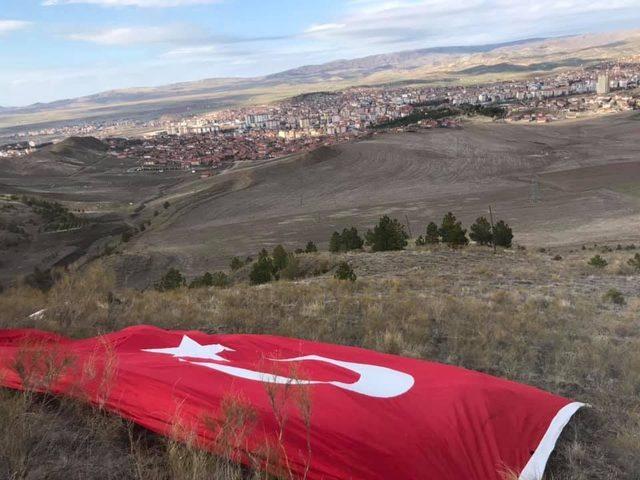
305, 23, 346, 34
43, 0, 221, 6
0, 20, 31, 35
305, 0, 640, 51
162, 44, 218, 57
66, 25, 204, 45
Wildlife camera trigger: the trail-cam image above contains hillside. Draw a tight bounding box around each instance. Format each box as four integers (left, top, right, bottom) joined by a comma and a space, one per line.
1, 29, 639, 133
1, 113, 639, 290
0, 136, 187, 286
111, 112, 640, 288
1, 242, 638, 478
0, 137, 113, 177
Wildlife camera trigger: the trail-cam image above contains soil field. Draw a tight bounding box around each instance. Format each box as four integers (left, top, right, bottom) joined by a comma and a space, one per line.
114, 112, 640, 287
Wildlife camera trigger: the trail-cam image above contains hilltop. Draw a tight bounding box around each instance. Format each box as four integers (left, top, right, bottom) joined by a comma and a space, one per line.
0, 136, 112, 177
0, 242, 638, 478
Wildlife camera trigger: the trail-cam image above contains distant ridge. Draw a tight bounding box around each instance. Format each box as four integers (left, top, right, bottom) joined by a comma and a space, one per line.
263, 37, 550, 82
1, 29, 638, 134
50, 136, 108, 155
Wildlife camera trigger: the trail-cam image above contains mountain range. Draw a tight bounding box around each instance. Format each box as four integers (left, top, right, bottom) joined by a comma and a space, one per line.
1, 29, 639, 133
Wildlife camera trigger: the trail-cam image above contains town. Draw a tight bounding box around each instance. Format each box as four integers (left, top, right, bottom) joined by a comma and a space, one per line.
2, 60, 639, 171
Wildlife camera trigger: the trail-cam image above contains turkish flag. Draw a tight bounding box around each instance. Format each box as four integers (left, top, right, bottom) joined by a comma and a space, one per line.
0, 326, 582, 480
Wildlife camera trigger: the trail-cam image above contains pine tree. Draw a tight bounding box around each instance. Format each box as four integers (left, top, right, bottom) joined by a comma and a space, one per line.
305, 241, 318, 253
155, 268, 185, 291
189, 271, 229, 289
365, 215, 409, 252
230, 256, 243, 271
469, 216, 493, 246
439, 212, 468, 248
492, 220, 513, 248
425, 222, 440, 244
250, 256, 274, 284
272, 245, 289, 271
342, 227, 364, 250
329, 231, 343, 253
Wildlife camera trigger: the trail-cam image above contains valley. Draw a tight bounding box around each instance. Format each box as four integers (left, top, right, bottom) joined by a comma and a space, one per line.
2, 112, 639, 288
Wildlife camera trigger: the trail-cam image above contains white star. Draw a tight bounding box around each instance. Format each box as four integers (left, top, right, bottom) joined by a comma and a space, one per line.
142, 335, 233, 362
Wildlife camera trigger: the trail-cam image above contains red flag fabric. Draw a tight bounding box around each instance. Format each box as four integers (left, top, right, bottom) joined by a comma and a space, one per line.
0, 325, 582, 480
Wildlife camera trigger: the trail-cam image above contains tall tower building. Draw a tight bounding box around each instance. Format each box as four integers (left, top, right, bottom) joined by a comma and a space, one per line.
596, 73, 611, 95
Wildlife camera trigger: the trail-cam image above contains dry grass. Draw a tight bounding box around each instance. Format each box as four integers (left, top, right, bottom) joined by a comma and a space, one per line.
1, 244, 639, 478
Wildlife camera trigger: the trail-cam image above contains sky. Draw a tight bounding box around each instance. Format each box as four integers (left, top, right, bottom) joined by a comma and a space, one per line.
1, 0, 640, 106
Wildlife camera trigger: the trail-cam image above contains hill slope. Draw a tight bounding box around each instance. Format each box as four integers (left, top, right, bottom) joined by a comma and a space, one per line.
1, 243, 639, 478
113, 112, 640, 287
0, 137, 113, 177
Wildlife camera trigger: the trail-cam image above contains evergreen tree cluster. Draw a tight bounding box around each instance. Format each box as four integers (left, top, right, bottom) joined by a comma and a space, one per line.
364, 216, 408, 252
249, 243, 317, 285
329, 227, 364, 252
416, 212, 513, 249
154, 268, 185, 291
189, 271, 229, 289
23, 196, 86, 232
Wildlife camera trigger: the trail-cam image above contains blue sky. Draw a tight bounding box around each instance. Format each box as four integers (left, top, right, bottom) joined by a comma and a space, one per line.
1, 0, 640, 106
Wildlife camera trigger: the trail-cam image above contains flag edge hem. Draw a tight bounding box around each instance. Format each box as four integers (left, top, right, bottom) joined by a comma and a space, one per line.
518, 401, 586, 480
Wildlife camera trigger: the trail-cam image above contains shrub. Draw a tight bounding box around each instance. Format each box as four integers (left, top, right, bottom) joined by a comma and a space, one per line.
7, 222, 26, 235
469, 216, 493, 246
588, 255, 608, 268
210, 272, 229, 287
365, 215, 408, 252
425, 222, 440, 244
24, 267, 57, 292
121, 228, 136, 243
627, 253, 640, 272
230, 256, 243, 271
189, 271, 229, 289
415, 235, 425, 246
603, 288, 625, 306
272, 245, 289, 271
334, 261, 356, 281
280, 255, 301, 280
304, 241, 318, 253
155, 268, 185, 291
438, 212, 468, 248
492, 220, 513, 248
163, 201, 170, 209
250, 255, 274, 285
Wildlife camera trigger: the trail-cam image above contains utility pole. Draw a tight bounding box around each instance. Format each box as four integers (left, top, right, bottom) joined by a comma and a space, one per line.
488, 205, 497, 254
405, 214, 413, 239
